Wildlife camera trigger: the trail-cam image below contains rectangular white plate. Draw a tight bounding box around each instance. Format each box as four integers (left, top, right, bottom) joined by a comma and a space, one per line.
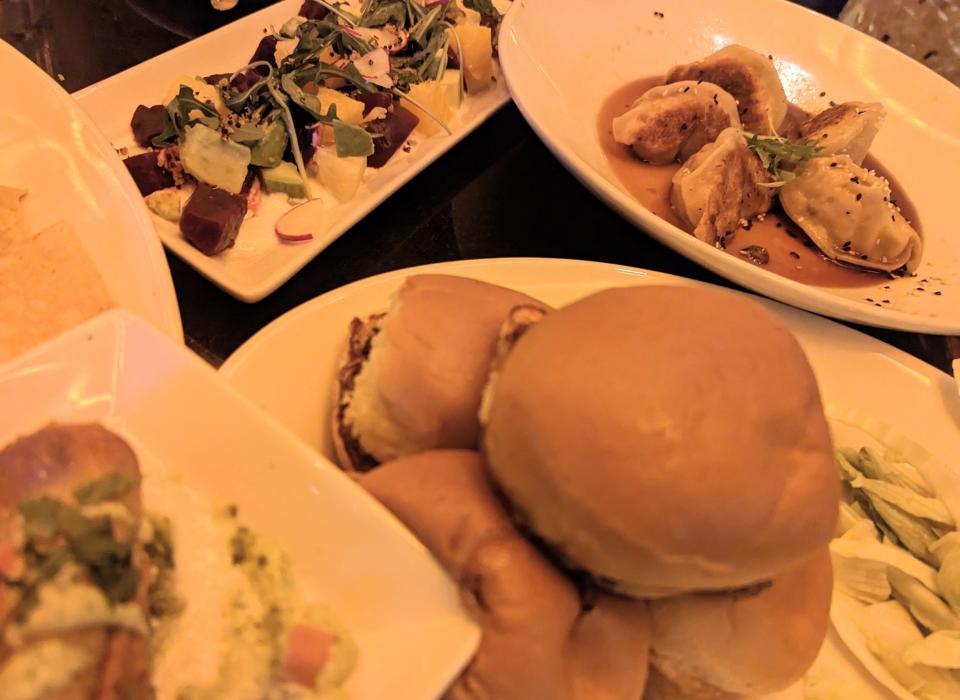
0, 309, 479, 699
74, 1, 510, 302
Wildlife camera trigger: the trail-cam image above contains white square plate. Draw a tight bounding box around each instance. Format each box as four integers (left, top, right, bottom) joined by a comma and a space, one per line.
74, 1, 510, 302
0, 309, 479, 699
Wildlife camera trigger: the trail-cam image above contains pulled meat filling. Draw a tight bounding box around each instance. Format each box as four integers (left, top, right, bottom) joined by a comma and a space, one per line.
335, 312, 385, 473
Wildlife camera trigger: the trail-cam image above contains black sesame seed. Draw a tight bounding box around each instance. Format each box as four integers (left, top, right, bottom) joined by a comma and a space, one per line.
860, 254, 869, 260
917, 287, 926, 292
875, 303, 883, 307
850, 176, 860, 184
712, 94, 718, 104
789, 251, 800, 259
866, 297, 875, 302
830, 162, 838, 167
842, 240, 852, 251
881, 33, 891, 43
680, 122, 688, 131
882, 299, 890, 304
856, 193, 863, 201
829, 100, 837, 107
682, 86, 690, 93
923, 50, 937, 60
934, 291, 943, 296
654, 10, 664, 18
819, 91, 826, 97
775, 221, 783, 228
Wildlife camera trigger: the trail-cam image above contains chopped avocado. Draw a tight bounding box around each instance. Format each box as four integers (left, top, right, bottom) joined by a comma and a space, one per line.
180, 124, 251, 194
250, 119, 289, 168
260, 162, 307, 199
144, 190, 182, 222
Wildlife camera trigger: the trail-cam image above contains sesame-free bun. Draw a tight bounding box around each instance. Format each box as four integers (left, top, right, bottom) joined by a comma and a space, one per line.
481, 286, 839, 598
332, 274, 546, 472
360, 450, 652, 700
645, 548, 832, 699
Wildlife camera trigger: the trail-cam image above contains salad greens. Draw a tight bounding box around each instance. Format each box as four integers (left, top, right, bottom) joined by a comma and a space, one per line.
832, 446, 960, 698
128, 0, 504, 254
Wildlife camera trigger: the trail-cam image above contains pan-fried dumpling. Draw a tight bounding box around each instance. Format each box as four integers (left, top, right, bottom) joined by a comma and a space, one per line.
670, 127, 774, 244
666, 45, 788, 136
612, 81, 741, 164
780, 155, 922, 273
798, 102, 884, 165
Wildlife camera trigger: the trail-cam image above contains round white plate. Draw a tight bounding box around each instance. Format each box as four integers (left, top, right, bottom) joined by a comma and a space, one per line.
0, 40, 181, 342
220, 257, 960, 699
497, 0, 960, 334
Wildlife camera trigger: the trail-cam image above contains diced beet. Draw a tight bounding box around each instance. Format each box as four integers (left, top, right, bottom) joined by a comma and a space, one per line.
299, 0, 329, 20
249, 35, 278, 67
203, 73, 231, 86
123, 152, 174, 196
130, 105, 168, 148
284, 120, 316, 165
356, 92, 393, 117
180, 183, 248, 256
366, 106, 419, 168
231, 67, 263, 93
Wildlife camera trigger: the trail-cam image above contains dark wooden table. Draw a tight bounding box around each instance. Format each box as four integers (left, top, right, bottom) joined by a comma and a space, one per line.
2, 0, 952, 371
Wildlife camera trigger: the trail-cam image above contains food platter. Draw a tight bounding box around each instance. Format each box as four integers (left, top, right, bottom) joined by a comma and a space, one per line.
0, 39, 181, 346
220, 257, 960, 698
0, 309, 479, 699
497, 0, 960, 334
73, 0, 511, 302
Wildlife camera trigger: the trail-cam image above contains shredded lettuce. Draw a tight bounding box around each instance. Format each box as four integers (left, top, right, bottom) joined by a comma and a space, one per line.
856, 601, 960, 700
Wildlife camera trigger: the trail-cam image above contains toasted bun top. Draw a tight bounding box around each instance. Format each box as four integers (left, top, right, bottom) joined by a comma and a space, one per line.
342, 275, 545, 464
647, 548, 833, 697
360, 450, 651, 700
481, 285, 839, 597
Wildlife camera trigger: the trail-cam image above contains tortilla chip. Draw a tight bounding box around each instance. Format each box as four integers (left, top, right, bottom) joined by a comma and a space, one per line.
0, 186, 28, 255
0, 221, 113, 364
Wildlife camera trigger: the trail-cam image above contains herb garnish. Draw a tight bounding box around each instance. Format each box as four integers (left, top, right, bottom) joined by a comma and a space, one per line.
743, 132, 820, 186
11, 495, 140, 622
74, 473, 139, 505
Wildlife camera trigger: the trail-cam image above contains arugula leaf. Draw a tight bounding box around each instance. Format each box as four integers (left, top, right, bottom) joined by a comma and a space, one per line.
362, 1, 407, 27
281, 72, 325, 119
74, 473, 139, 506
410, 4, 443, 46
333, 119, 375, 157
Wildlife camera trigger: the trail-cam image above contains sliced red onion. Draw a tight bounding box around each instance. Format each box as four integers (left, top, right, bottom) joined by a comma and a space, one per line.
276, 231, 314, 242
353, 48, 394, 88
275, 198, 326, 243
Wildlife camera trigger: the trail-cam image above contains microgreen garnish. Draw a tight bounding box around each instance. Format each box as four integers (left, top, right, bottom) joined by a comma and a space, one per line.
744, 132, 821, 187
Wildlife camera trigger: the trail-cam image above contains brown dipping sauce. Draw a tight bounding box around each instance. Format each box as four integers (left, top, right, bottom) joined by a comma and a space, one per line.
597, 78, 921, 288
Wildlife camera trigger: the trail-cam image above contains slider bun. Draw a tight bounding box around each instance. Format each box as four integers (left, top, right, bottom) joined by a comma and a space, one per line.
334, 274, 545, 470
481, 286, 839, 598
360, 450, 651, 700
645, 548, 832, 699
